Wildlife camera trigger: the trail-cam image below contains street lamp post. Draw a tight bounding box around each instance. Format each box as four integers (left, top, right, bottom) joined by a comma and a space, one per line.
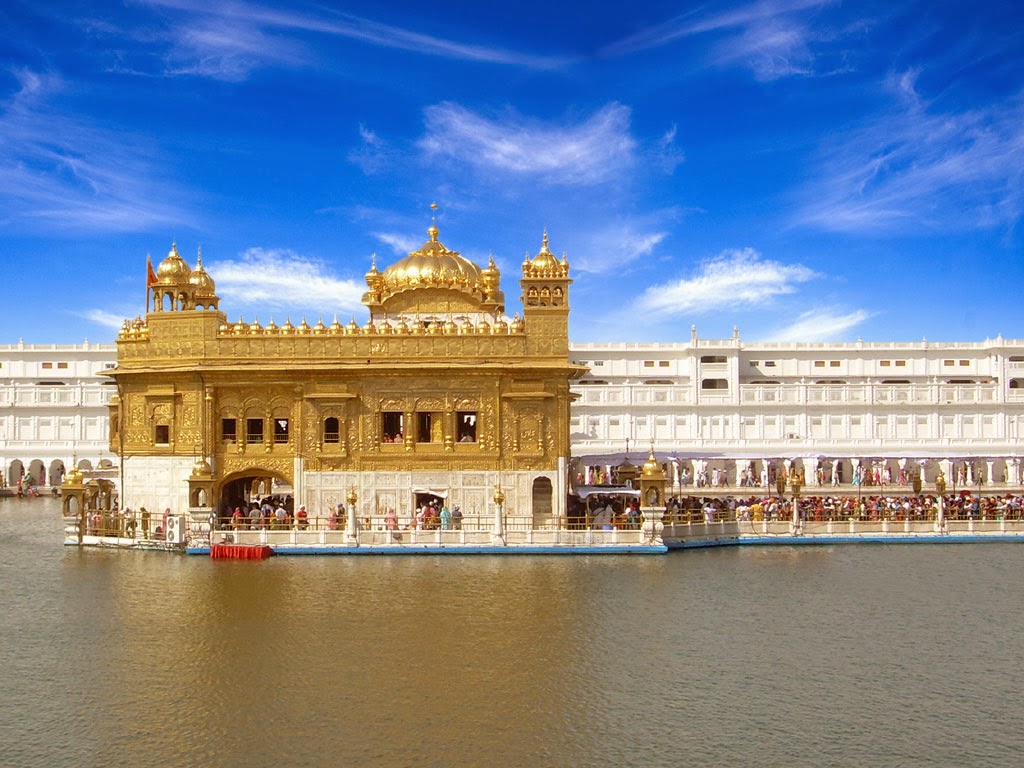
345, 486, 358, 543
790, 467, 803, 535
493, 484, 506, 544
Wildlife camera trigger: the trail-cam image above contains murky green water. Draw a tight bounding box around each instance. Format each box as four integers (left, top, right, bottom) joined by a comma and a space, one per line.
1, 497, 1021, 767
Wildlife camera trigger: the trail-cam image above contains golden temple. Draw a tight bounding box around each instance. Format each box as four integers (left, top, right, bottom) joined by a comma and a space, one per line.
106, 217, 584, 532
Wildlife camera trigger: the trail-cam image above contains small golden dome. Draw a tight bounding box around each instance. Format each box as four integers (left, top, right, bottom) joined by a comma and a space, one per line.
642, 449, 665, 477
329, 316, 343, 334
313, 318, 327, 334
510, 314, 525, 333
158, 242, 192, 284
189, 249, 216, 296
191, 458, 213, 477
378, 318, 393, 334
530, 230, 558, 269
248, 318, 263, 334
345, 317, 359, 334
280, 318, 295, 335
394, 317, 410, 334
297, 318, 311, 334
265, 317, 279, 334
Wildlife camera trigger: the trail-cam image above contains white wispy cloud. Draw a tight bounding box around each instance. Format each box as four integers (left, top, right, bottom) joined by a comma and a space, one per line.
210, 248, 365, 319
765, 308, 872, 342
635, 248, 818, 316
77, 309, 134, 331
796, 82, 1024, 233
0, 69, 192, 232
418, 102, 637, 186
372, 232, 421, 256
133, 0, 569, 79
572, 218, 671, 274
602, 0, 841, 80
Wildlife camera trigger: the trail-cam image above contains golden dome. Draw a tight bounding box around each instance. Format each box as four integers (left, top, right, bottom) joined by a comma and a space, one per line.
642, 449, 665, 478
189, 249, 216, 296
380, 224, 483, 292
157, 242, 192, 284
191, 458, 213, 477
530, 230, 558, 269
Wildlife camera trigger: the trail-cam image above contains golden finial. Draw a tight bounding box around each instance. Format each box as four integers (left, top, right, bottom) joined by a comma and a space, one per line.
196, 244, 203, 266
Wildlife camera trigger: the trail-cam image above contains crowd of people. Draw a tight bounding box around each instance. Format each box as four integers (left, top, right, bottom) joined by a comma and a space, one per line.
663, 493, 1024, 523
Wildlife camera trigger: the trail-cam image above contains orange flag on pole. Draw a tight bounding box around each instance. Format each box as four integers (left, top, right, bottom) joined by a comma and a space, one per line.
147, 255, 158, 287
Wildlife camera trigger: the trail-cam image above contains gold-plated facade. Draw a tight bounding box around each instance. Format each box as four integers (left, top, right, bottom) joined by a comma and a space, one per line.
108, 221, 584, 526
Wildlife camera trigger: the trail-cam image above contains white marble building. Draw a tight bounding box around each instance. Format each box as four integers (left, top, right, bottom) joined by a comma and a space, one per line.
569, 328, 1024, 491
4, 330, 1024, 495
0, 341, 118, 491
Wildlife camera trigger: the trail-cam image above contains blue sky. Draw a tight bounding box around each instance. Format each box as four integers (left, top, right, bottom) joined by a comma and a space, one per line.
2, 0, 1022, 345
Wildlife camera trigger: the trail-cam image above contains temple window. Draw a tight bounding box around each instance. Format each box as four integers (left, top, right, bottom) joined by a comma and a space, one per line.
416, 412, 442, 443
381, 412, 404, 443
273, 418, 289, 444
246, 418, 263, 444
457, 412, 477, 443
154, 424, 170, 445
221, 418, 237, 442
323, 417, 340, 443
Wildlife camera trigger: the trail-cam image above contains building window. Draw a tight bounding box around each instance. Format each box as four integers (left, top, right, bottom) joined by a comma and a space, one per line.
659, 361, 670, 367
273, 418, 289, 444
417, 412, 441, 443
381, 412, 404, 442
701, 378, 729, 389
42, 362, 53, 369
323, 417, 340, 444
643, 360, 655, 367
944, 360, 954, 366
457, 412, 477, 442
701, 355, 727, 363
246, 418, 264, 444
221, 418, 237, 442
829, 361, 840, 367
764, 361, 776, 367
895, 360, 907, 367
880, 360, 891, 367
155, 424, 170, 444
960, 360, 970, 366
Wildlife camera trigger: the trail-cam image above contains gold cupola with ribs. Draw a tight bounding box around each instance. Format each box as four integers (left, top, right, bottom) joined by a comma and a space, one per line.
362, 204, 505, 320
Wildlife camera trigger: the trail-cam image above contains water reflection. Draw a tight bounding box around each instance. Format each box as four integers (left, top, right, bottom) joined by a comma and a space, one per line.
1, 498, 1022, 767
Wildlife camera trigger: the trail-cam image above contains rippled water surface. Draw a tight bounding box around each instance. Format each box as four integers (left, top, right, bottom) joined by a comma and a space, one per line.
2, 497, 1022, 767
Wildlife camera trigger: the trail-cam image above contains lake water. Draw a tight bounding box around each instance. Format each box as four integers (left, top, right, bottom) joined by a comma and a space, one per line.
1, 496, 1021, 767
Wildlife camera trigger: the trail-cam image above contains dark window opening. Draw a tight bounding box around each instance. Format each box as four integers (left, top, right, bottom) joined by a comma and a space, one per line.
381, 412, 404, 443
323, 417, 340, 443
155, 424, 170, 444
701, 378, 729, 390
273, 418, 289, 444
222, 418, 237, 442
457, 412, 477, 443
417, 412, 441, 443
700, 355, 727, 363
246, 418, 264, 444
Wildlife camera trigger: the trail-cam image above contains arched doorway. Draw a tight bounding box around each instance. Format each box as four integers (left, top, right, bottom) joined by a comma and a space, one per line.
532, 476, 553, 528
217, 469, 293, 521
7, 459, 24, 488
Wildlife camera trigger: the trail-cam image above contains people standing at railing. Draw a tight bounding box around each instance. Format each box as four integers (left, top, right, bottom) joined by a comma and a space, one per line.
296, 505, 308, 529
